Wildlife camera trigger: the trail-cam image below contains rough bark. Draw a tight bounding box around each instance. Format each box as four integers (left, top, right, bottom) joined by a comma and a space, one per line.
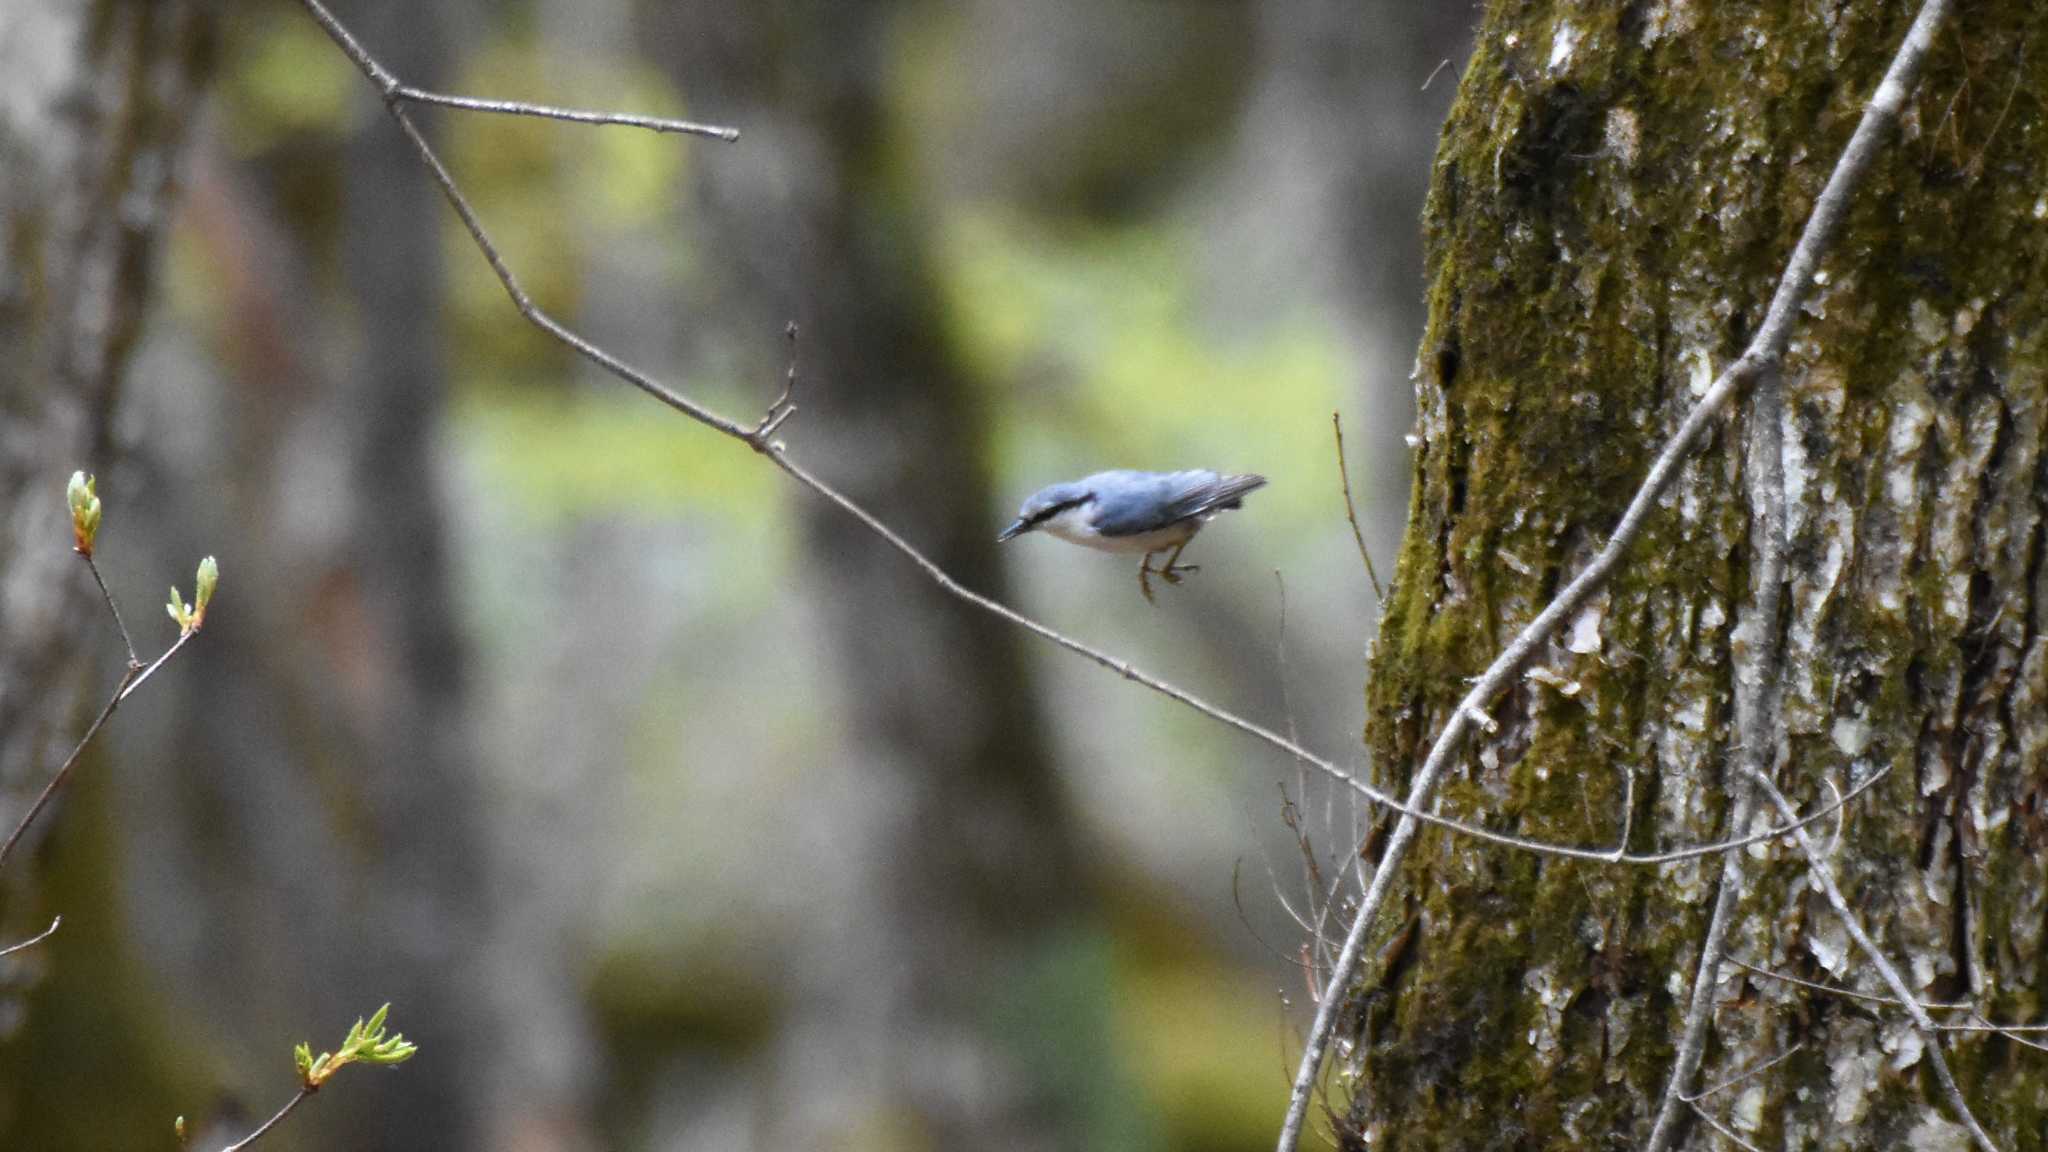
0, 0, 211, 1019
1356, 3, 2048, 1149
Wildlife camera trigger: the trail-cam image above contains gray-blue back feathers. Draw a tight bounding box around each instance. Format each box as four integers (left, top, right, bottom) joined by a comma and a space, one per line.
1083, 470, 1266, 536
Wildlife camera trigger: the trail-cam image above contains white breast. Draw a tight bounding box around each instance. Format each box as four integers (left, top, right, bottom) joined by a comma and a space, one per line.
1041, 505, 1200, 554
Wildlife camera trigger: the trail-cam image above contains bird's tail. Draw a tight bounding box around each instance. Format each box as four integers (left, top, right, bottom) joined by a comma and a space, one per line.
1208, 472, 1268, 511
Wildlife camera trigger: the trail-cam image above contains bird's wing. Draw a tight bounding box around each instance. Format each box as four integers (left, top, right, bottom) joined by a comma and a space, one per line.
1091, 471, 1268, 537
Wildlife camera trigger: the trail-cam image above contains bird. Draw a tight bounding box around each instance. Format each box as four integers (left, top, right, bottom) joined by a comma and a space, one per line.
998, 469, 1267, 603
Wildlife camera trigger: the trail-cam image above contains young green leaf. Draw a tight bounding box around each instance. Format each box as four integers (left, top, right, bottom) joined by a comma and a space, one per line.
66, 471, 102, 556
296, 1003, 418, 1088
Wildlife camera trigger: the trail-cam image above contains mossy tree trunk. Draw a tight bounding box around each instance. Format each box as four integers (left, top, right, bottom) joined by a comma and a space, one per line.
1356, 3, 2047, 1149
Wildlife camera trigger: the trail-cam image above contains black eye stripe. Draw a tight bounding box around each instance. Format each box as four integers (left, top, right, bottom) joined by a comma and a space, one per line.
1026, 496, 1090, 527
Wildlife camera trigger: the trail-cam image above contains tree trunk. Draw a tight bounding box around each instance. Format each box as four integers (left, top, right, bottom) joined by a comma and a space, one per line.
102, 4, 499, 1146
4, 4, 500, 1147
1355, 3, 2047, 1149
653, 3, 1101, 1147
0, 0, 211, 1017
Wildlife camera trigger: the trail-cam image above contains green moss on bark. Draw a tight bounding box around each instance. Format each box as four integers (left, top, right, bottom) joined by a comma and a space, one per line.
1357, 2, 2048, 1148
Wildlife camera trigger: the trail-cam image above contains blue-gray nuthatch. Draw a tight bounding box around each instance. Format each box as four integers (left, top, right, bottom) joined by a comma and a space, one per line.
998, 469, 1267, 602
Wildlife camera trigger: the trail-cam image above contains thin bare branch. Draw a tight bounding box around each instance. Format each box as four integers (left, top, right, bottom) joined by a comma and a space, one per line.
1688, 1101, 1769, 1152
1605, 766, 1636, 863
1647, 366, 1789, 1151
1938, 1020, 2048, 1035
391, 86, 739, 141
0, 916, 61, 960
0, 627, 197, 878
752, 321, 801, 440
1724, 956, 1974, 1013
1978, 1026, 2048, 1055
121, 627, 199, 702
215, 1086, 313, 1152
1276, 3, 1954, 1147
0, 667, 133, 877
1683, 1043, 1803, 1103
1331, 413, 1385, 600
1748, 766, 1996, 1150
83, 554, 139, 669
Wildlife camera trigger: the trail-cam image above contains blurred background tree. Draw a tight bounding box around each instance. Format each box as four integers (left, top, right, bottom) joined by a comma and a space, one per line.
0, 1, 1471, 1149
0, 0, 214, 1138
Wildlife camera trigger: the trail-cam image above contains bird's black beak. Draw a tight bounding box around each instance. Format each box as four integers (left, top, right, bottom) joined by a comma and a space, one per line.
997, 519, 1028, 543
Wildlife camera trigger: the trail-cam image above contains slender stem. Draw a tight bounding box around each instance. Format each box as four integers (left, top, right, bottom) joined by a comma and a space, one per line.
1331, 412, 1385, 601
1683, 1044, 1804, 1104
1688, 1102, 1769, 1152
122, 627, 198, 701
0, 667, 135, 877
0, 916, 61, 959
1723, 956, 1973, 1012
0, 629, 197, 877
1646, 369, 1787, 1152
1747, 768, 1996, 1150
1274, 3, 1954, 1148
83, 553, 139, 668
392, 86, 738, 141
216, 1086, 314, 1152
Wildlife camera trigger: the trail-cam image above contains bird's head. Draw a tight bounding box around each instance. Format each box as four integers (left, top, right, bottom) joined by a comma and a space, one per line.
998, 481, 1095, 542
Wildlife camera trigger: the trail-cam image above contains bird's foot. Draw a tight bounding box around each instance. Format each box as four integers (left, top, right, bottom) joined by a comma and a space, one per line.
1158, 562, 1200, 586
1138, 557, 1158, 604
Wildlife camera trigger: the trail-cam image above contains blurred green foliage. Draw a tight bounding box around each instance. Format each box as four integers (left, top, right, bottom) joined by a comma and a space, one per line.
940, 208, 1348, 536
454, 391, 778, 522
218, 11, 360, 152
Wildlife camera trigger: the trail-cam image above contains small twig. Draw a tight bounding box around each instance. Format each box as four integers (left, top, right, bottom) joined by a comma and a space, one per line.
1818, 775, 1846, 857
1275, 3, 1955, 1147
82, 554, 139, 669
121, 627, 199, 702
1331, 413, 1385, 601
216, 1086, 313, 1152
0, 628, 196, 878
1646, 367, 1789, 1152
0, 916, 61, 960
1421, 57, 1453, 92
1960, 38, 2024, 183
1974, 1023, 2048, 1055
1938, 1019, 2048, 1035
1682, 1043, 1804, 1103
1688, 1101, 1769, 1152
1605, 766, 1635, 863
391, 86, 739, 141
1723, 956, 1974, 1013
0, 666, 134, 877
1747, 766, 1997, 1150
753, 321, 801, 440
1270, 572, 1336, 973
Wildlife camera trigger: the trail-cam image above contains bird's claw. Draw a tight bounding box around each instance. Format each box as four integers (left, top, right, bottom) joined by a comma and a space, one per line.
1159, 562, 1199, 586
